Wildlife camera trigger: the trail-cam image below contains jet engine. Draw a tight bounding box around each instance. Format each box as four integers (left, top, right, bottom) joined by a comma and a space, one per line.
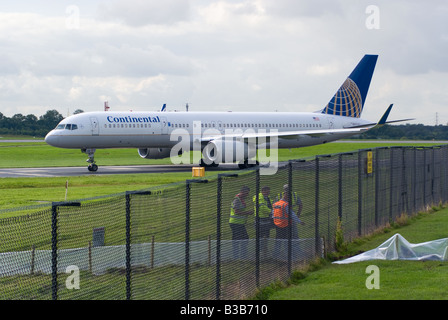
202, 139, 256, 165
138, 148, 171, 159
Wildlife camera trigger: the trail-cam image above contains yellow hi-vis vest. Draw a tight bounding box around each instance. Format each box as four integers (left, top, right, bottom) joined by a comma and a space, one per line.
276, 192, 299, 210
229, 196, 248, 225
253, 193, 272, 218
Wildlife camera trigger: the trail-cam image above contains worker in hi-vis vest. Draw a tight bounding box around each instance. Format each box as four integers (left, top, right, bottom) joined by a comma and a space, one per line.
253, 186, 274, 257
229, 185, 253, 260
275, 184, 303, 216
272, 185, 305, 261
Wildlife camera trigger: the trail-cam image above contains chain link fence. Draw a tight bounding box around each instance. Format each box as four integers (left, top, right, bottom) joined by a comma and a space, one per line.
1, 145, 447, 300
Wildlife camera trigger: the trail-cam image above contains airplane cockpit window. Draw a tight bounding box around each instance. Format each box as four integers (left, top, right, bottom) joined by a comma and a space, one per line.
61, 124, 78, 130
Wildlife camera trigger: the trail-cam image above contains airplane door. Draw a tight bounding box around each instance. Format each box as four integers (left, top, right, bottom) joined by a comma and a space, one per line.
90, 117, 99, 136
218, 121, 223, 134
160, 117, 168, 134
327, 116, 335, 130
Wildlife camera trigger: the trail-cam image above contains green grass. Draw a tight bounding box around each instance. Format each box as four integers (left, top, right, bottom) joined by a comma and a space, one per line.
261, 206, 448, 300
0, 140, 444, 211
0, 172, 227, 212
0, 141, 444, 168
1, 140, 448, 300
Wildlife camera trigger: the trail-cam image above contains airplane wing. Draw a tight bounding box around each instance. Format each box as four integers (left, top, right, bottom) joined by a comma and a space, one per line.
200, 127, 369, 142
200, 104, 413, 143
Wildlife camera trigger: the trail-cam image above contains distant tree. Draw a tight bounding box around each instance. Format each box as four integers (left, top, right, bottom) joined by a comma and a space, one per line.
38, 110, 64, 132
73, 109, 84, 114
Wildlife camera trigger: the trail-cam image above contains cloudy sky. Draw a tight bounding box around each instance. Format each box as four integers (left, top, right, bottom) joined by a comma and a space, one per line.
0, 0, 447, 125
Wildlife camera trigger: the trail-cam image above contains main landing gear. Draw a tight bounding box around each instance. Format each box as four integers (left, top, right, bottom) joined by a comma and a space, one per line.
82, 148, 98, 172
199, 159, 259, 169
238, 159, 259, 169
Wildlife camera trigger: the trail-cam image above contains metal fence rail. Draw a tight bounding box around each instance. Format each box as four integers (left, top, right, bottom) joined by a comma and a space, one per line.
1, 145, 447, 300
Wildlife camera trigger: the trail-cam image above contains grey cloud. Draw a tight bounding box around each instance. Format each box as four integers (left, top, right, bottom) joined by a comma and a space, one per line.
98, 0, 191, 27
260, 0, 344, 18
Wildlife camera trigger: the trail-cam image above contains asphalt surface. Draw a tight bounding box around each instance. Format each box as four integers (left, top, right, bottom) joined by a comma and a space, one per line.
1, 139, 446, 178
0, 164, 243, 178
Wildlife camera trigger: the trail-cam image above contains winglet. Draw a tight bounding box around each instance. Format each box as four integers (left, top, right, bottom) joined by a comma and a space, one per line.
161, 103, 166, 112
377, 104, 393, 125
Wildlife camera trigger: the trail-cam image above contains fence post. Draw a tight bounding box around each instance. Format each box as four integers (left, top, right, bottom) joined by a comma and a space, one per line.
30, 245, 35, 275
358, 151, 363, 236
389, 148, 394, 222
338, 154, 343, 222
314, 157, 320, 258
125, 190, 151, 300
185, 179, 208, 301
338, 152, 354, 223
287, 161, 293, 276
51, 201, 80, 301
125, 192, 131, 301
216, 174, 237, 301
430, 146, 435, 204
375, 148, 380, 227
413, 147, 417, 213
255, 168, 260, 288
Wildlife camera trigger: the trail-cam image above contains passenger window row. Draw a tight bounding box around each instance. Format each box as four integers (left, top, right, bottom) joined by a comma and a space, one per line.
198, 123, 322, 129
104, 124, 150, 128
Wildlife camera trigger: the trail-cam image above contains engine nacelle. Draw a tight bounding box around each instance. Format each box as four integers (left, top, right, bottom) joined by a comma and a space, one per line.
138, 148, 171, 159
202, 139, 256, 165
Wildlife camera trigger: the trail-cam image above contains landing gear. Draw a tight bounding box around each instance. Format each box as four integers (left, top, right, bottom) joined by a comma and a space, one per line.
88, 163, 98, 172
238, 159, 259, 169
199, 159, 219, 168
82, 148, 98, 172
199, 158, 259, 169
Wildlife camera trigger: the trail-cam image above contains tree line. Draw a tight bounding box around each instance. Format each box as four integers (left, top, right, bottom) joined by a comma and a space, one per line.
357, 123, 448, 141
0, 109, 447, 140
0, 110, 83, 137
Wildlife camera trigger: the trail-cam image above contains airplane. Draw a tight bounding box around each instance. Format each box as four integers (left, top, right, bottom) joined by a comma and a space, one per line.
45, 54, 411, 172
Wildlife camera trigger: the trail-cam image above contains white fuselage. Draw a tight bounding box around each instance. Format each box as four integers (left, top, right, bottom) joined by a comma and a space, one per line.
45, 111, 371, 150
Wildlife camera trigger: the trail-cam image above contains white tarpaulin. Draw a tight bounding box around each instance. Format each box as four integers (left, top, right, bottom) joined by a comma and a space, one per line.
333, 233, 448, 264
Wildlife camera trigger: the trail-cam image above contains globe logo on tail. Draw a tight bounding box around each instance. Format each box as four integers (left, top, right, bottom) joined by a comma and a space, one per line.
323, 78, 363, 118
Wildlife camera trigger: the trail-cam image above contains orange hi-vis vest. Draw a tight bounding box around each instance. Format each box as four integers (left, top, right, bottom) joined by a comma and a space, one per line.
273, 200, 289, 228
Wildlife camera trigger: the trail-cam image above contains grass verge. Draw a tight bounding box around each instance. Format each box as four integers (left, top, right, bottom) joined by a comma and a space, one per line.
255, 205, 448, 300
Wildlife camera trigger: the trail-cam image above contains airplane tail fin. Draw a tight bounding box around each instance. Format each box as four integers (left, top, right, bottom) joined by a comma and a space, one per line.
321, 54, 378, 118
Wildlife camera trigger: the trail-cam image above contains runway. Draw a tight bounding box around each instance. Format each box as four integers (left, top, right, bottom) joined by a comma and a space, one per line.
0, 164, 241, 178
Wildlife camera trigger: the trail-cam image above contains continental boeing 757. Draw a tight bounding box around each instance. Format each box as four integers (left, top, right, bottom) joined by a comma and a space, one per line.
45, 54, 410, 172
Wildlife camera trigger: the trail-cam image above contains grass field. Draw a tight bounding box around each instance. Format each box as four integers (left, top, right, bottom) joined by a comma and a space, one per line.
1, 139, 448, 300
259, 205, 448, 300
1, 140, 444, 210
0, 140, 444, 168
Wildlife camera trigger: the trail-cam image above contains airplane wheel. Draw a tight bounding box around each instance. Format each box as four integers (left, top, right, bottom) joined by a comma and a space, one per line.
88, 164, 98, 172
238, 162, 248, 169
199, 159, 219, 168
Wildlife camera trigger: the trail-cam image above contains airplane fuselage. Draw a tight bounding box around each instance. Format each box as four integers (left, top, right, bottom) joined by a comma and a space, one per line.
45, 110, 371, 150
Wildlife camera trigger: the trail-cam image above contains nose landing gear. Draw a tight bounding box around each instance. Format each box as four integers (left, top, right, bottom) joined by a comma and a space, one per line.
82, 148, 98, 172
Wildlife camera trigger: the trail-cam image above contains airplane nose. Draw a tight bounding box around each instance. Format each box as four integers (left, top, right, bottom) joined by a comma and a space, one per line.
45, 131, 60, 147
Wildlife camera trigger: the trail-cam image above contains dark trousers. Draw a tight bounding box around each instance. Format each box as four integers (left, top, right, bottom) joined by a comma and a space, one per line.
274, 225, 300, 261
229, 223, 249, 260
257, 217, 272, 256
